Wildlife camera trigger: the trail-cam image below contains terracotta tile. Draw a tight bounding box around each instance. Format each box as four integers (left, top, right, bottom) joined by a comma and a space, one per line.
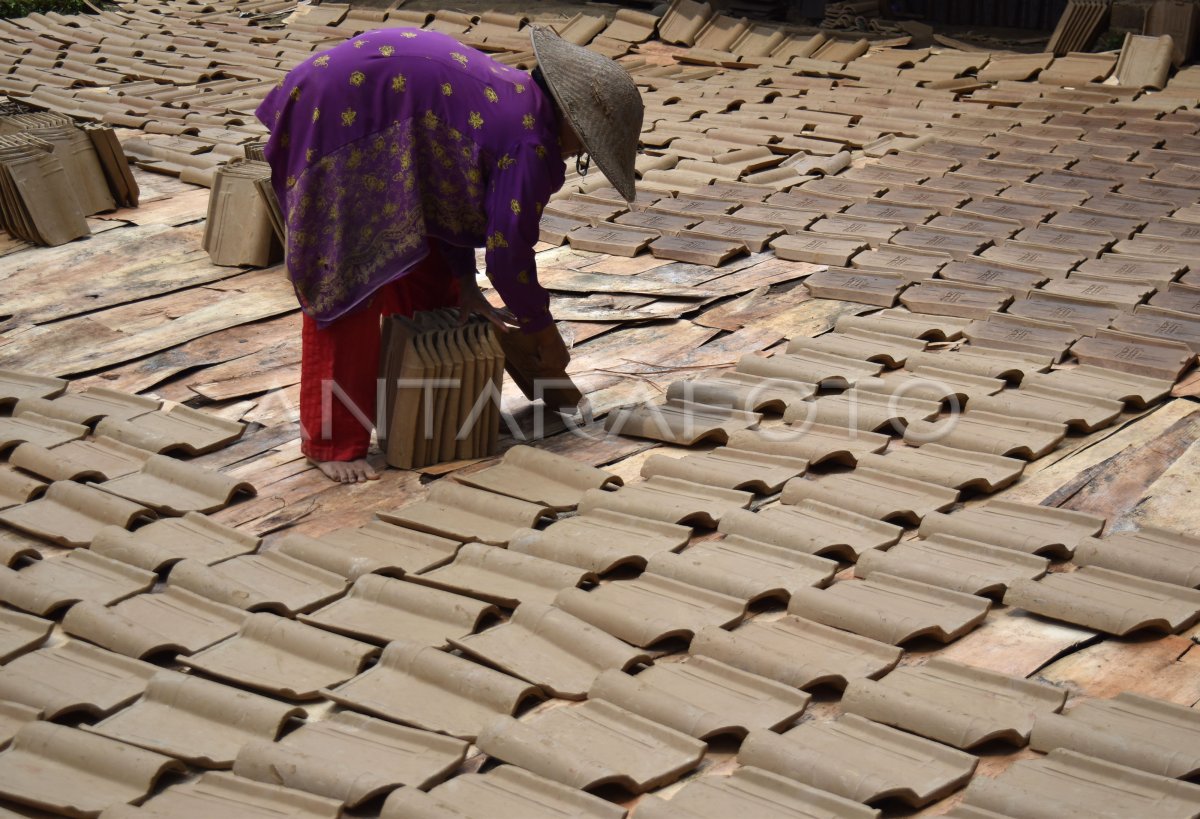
380, 765, 624, 819
0, 721, 184, 817
168, 550, 346, 616
96, 405, 245, 455
906, 408, 1066, 460
94, 454, 254, 515
234, 711, 466, 806
808, 214, 904, 243
964, 314, 1080, 361
682, 219, 781, 252
648, 195, 738, 219
857, 532, 1048, 597
0, 411, 88, 454
856, 443, 1024, 493
639, 765, 879, 818
14, 388, 158, 426
90, 514, 256, 573
0, 640, 158, 718
789, 390, 940, 434
543, 198, 627, 224
1086, 192, 1177, 220
567, 224, 657, 257
1070, 328, 1195, 380
801, 267, 907, 307
298, 573, 495, 648
878, 183, 970, 214
1143, 217, 1200, 243
590, 655, 809, 741
715, 205, 817, 234
772, 234, 867, 266
1006, 566, 1200, 635
665, 373, 816, 413
719, 501, 901, 561
981, 241, 1088, 275
927, 211, 1022, 239
782, 468, 957, 526
539, 213, 588, 245
0, 700, 39, 752
414, 542, 594, 607
960, 196, 1058, 227
0, 609, 50, 664
788, 328, 926, 369
962, 749, 1200, 817
509, 510, 689, 574
764, 189, 854, 214
0, 469, 43, 513
938, 258, 1049, 295
850, 244, 953, 279
0, 475, 154, 545
476, 699, 705, 793
378, 482, 552, 547
835, 307, 970, 341
9, 435, 153, 482
843, 657, 1065, 750
641, 447, 807, 494
789, 573, 990, 645
920, 500, 1104, 558
182, 613, 375, 700
1023, 365, 1172, 409
687, 181, 776, 204
613, 209, 697, 236
605, 399, 761, 446
844, 200, 939, 225
0, 370, 65, 408
971, 382, 1124, 433
1030, 692, 1200, 777
316, 519, 460, 576
108, 771, 342, 819
455, 445, 620, 511
657, 535, 836, 601
1075, 526, 1199, 588
730, 425, 889, 469
899, 280, 1013, 319
87, 669, 302, 768
0, 549, 154, 616
905, 346, 1053, 381
449, 601, 649, 700
739, 714, 977, 807
1111, 306, 1200, 355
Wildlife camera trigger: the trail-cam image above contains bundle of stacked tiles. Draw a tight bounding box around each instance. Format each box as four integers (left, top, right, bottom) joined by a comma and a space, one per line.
202, 158, 281, 267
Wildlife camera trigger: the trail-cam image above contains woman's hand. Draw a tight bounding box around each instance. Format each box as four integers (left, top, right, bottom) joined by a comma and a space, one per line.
456, 275, 517, 333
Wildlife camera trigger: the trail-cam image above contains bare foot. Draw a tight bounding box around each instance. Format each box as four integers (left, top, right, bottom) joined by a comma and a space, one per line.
308, 458, 380, 483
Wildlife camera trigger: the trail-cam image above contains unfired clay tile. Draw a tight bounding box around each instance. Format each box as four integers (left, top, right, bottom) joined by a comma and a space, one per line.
1075, 526, 1200, 588
62, 587, 247, 658
324, 639, 539, 740
739, 714, 977, 807
300, 574, 496, 647
648, 536, 835, 601
640, 447, 807, 493
720, 501, 902, 561
736, 348, 882, 388
412, 542, 594, 607
1070, 329, 1196, 380
0, 468, 43, 511
590, 656, 809, 740
964, 314, 1081, 363
835, 307, 970, 341
0, 411, 87, 453
728, 424, 890, 467
649, 234, 748, 266
0, 370, 65, 408
449, 601, 649, 700
9, 436, 153, 482
1030, 692, 1200, 778
636, 766, 879, 819
795, 328, 927, 369
509, 509, 689, 573
1111, 306, 1200, 355
857, 533, 1048, 597
96, 405, 245, 455
904, 409, 1066, 460
970, 383, 1124, 433
98, 454, 255, 514
0, 609, 51, 664
852, 245, 955, 280
0, 722, 184, 818
380, 764, 625, 819
961, 748, 1200, 819
0, 640, 159, 719
808, 214, 903, 243
0, 701, 39, 750
88, 670, 303, 768
772, 234, 869, 266
235, 711, 467, 806
1021, 365, 1173, 409
842, 657, 1066, 749
379, 481, 552, 546
98, 771, 342, 819
91, 513, 258, 572
0, 480, 154, 548
168, 552, 346, 616
790, 574, 990, 645
689, 617, 901, 690
900, 280, 1013, 318
1006, 292, 1123, 334
321, 519, 460, 575
788, 390, 941, 433
578, 476, 751, 528
14, 388, 159, 425
782, 469, 958, 526
0, 550, 155, 615
857, 444, 1023, 493
604, 398, 762, 445
568, 224, 658, 256
905, 347, 1053, 381
665, 375, 815, 413
182, 613, 376, 700
556, 572, 744, 647
919, 500, 1104, 558
476, 699, 706, 794
455, 446, 620, 511
1004, 566, 1200, 635
802, 267, 907, 307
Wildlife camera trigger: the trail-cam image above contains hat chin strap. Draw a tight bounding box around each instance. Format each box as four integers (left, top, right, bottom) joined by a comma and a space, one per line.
575, 152, 591, 177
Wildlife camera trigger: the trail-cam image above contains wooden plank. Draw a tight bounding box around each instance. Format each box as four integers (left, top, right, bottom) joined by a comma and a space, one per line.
1039, 635, 1200, 705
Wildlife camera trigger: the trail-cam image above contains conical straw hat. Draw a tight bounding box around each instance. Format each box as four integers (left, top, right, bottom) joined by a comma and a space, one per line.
530, 25, 643, 202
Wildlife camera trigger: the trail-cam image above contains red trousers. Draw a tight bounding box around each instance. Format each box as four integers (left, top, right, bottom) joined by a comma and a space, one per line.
299, 252, 459, 461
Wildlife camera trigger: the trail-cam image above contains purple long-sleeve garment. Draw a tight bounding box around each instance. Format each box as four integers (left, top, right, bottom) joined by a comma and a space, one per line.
257, 28, 565, 331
